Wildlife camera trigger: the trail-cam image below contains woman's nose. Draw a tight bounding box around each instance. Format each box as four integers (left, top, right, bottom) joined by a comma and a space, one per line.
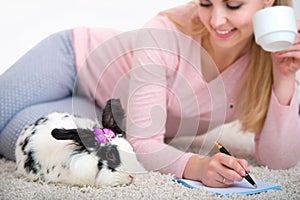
210, 8, 227, 28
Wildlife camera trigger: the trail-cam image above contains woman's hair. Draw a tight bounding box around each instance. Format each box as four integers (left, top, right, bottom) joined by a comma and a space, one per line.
159, 0, 293, 133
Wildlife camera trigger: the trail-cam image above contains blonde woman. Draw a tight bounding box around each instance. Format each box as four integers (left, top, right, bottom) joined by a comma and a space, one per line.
0, 0, 299, 187
125, 0, 300, 187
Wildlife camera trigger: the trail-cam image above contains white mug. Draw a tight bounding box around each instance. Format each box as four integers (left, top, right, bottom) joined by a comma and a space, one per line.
253, 6, 297, 52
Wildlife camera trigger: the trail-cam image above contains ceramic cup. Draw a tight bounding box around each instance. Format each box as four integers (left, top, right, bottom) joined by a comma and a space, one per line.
253, 6, 297, 52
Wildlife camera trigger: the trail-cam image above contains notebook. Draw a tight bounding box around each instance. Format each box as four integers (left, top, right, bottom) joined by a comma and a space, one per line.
174, 178, 282, 197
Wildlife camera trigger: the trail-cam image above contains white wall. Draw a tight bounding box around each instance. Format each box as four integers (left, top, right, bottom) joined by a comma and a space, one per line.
294, 0, 300, 19
0, 0, 187, 75
0, 0, 299, 75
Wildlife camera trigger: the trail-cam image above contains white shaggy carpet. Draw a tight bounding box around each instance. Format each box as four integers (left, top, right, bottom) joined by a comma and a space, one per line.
0, 121, 299, 200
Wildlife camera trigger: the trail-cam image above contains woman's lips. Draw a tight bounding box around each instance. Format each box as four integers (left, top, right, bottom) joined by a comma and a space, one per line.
214, 28, 237, 39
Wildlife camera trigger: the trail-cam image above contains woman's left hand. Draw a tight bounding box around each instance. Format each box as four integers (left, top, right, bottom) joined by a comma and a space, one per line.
272, 20, 300, 76
271, 20, 300, 105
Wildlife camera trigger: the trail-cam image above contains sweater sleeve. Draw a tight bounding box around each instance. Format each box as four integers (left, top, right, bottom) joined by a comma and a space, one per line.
125, 15, 196, 178
255, 83, 300, 169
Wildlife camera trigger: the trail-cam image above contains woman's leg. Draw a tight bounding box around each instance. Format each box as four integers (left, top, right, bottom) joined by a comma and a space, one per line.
0, 29, 102, 160
0, 29, 75, 133
0, 97, 101, 160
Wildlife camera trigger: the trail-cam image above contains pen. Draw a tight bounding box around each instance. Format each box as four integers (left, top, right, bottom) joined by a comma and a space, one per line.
215, 142, 257, 188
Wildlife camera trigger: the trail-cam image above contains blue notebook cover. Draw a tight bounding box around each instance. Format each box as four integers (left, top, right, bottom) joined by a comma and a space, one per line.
174, 178, 282, 197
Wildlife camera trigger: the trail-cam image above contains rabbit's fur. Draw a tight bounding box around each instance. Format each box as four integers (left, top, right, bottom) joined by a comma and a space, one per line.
15, 99, 146, 187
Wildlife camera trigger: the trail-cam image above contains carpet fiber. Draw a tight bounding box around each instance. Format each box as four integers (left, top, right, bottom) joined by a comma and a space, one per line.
0, 121, 299, 200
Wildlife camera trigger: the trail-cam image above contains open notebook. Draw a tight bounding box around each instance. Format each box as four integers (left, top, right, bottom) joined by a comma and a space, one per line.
174, 178, 281, 197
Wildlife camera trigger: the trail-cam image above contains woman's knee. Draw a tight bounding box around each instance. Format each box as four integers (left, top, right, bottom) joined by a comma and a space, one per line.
0, 96, 101, 160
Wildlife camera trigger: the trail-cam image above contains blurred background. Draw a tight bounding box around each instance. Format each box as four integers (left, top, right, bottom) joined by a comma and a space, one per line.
0, 0, 187, 74
0, 0, 299, 75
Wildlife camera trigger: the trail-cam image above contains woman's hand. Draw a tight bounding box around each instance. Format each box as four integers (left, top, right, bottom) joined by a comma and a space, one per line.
272, 21, 300, 76
271, 20, 300, 105
183, 153, 250, 188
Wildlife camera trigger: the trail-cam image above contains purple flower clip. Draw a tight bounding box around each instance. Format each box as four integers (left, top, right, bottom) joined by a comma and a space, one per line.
94, 128, 116, 144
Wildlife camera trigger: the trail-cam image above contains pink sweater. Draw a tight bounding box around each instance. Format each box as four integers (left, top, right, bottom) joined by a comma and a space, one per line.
73, 4, 300, 178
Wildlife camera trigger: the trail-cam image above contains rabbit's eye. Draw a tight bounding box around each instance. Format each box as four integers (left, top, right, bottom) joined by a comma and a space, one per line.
107, 151, 116, 162
97, 145, 121, 169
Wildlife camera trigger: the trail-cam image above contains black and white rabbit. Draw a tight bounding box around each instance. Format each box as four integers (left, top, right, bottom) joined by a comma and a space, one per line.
15, 99, 146, 187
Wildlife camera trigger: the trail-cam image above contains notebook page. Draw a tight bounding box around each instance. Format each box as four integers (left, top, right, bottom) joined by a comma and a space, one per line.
175, 179, 282, 196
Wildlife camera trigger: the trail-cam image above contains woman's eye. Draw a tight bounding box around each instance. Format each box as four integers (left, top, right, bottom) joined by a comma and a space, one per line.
226, 3, 242, 10
199, 0, 212, 7
199, 3, 212, 7
199, 1, 242, 10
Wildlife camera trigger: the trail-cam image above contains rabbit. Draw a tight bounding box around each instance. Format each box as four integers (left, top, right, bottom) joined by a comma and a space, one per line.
15, 99, 146, 187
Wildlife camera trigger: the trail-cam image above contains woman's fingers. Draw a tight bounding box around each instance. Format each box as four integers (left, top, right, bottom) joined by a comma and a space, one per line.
212, 153, 253, 187
212, 172, 235, 187
237, 158, 250, 173
217, 153, 247, 176
200, 153, 251, 188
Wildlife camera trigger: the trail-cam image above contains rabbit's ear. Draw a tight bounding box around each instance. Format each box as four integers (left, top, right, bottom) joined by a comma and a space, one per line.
102, 99, 125, 136
51, 128, 99, 150
51, 128, 82, 143
97, 144, 121, 170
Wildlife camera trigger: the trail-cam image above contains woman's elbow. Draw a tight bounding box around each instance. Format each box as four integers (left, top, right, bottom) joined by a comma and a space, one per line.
256, 151, 299, 170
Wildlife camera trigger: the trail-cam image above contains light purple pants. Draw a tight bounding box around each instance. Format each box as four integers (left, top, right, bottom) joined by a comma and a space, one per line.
0, 29, 101, 160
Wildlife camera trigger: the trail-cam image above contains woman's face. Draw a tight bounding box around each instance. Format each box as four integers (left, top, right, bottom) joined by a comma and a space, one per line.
197, 0, 274, 50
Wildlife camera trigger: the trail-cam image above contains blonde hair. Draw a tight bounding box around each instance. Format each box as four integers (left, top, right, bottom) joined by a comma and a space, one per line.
160, 0, 293, 133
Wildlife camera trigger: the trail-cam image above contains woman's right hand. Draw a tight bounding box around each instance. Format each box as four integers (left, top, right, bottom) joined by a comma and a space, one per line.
183, 153, 250, 187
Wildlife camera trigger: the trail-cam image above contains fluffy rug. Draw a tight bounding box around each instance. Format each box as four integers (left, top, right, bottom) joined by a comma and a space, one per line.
0, 121, 299, 200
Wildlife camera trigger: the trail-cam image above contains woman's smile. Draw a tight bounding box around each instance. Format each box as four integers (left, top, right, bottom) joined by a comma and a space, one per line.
214, 28, 237, 39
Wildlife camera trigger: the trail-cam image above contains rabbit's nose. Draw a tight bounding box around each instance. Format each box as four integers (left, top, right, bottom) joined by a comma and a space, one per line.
128, 174, 135, 184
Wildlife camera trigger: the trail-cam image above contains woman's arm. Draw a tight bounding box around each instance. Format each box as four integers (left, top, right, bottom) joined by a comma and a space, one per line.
255, 89, 300, 169
255, 21, 300, 169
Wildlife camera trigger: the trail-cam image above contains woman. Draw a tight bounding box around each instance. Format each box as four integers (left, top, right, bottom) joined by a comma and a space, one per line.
0, 0, 299, 188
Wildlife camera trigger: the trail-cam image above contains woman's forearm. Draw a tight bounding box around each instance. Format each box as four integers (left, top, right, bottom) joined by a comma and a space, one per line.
255, 90, 300, 169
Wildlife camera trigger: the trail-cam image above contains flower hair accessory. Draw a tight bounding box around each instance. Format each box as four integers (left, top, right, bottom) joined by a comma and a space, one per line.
94, 128, 116, 144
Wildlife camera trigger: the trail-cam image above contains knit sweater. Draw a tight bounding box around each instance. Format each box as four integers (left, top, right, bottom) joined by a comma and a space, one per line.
73, 3, 300, 178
